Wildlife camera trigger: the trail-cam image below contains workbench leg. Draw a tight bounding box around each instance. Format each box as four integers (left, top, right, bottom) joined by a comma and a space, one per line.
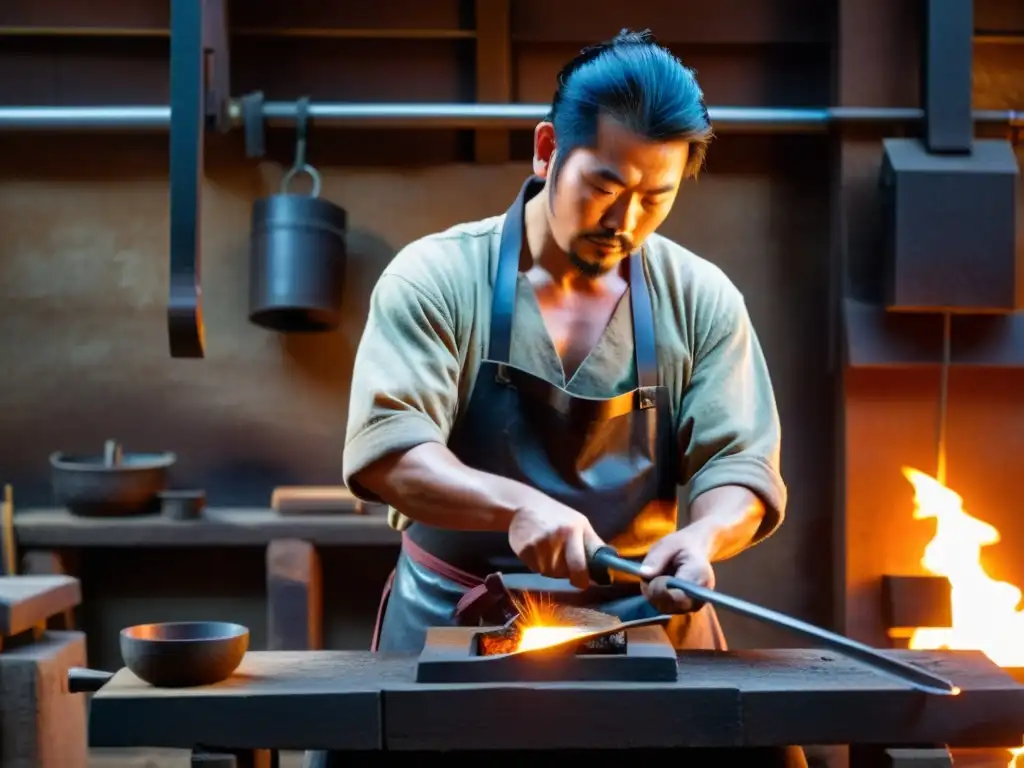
192, 747, 279, 768
266, 539, 322, 651
849, 746, 953, 768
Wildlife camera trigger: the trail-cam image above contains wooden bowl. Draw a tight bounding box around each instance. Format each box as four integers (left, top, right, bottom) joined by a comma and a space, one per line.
119, 621, 249, 688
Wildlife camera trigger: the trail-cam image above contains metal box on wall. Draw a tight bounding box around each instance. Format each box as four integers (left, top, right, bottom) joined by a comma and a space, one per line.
879, 137, 1019, 313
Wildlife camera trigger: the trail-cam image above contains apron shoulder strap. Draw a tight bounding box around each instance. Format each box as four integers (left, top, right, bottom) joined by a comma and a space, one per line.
488, 178, 533, 364
628, 250, 659, 389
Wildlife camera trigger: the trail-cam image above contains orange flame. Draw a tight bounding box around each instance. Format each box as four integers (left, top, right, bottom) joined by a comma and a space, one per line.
902, 467, 1024, 666
513, 593, 587, 652
902, 467, 1024, 767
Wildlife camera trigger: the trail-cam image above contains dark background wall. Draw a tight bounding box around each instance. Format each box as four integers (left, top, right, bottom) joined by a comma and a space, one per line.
0, 0, 1020, 672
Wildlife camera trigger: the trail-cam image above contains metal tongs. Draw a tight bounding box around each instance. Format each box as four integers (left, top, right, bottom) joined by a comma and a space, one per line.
588, 546, 959, 696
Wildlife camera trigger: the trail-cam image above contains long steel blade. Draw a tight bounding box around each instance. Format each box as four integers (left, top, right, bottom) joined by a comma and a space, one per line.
590, 547, 959, 696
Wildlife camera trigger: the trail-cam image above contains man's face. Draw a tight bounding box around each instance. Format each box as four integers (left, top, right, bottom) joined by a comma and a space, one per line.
533, 115, 689, 276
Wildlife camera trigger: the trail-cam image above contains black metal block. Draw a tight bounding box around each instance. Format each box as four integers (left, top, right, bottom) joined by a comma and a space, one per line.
880, 137, 1019, 313
415, 624, 679, 684
881, 575, 952, 638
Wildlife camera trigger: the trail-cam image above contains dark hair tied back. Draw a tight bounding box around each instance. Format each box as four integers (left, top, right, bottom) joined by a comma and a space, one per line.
547, 29, 713, 180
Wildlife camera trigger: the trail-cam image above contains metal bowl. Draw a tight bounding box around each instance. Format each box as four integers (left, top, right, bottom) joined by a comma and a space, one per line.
50, 440, 176, 517
119, 621, 249, 688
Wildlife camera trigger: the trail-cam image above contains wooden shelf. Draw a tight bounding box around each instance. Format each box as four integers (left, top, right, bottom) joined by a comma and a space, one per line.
236, 28, 475, 40
974, 33, 1024, 45
0, 26, 475, 40
13, 508, 400, 548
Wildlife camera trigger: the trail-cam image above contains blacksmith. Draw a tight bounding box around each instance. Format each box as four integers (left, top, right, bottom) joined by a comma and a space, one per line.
313, 28, 804, 767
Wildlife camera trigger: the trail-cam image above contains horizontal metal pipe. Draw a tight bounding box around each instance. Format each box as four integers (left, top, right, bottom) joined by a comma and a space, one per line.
0, 105, 170, 130
0, 103, 1018, 132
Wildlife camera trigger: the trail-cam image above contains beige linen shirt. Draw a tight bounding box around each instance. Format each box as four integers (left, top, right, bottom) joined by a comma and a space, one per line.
343, 212, 787, 547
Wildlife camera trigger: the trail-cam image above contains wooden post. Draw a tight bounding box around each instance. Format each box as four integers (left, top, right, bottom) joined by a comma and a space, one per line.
266, 539, 322, 651
1, 485, 15, 577
473, 0, 512, 164
0, 630, 87, 768
832, 0, 922, 648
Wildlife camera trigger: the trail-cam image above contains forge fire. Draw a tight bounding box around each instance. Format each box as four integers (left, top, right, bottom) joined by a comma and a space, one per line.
902, 467, 1024, 768
902, 466, 1024, 668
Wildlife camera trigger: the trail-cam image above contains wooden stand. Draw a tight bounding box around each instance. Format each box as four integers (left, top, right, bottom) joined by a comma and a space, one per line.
0, 576, 86, 768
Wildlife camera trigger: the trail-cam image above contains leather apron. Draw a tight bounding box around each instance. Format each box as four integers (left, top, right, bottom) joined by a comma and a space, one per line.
373, 176, 726, 654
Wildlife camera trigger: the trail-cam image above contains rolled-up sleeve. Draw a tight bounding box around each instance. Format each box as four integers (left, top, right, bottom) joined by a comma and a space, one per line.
678, 285, 787, 545
343, 264, 461, 502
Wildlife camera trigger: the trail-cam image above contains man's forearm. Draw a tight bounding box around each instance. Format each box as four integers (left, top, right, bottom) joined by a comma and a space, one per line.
682, 485, 767, 562
350, 442, 545, 532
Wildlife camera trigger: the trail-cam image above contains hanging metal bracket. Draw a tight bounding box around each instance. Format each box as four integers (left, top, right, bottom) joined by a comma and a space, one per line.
241, 91, 266, 158
168, 0, 231, 359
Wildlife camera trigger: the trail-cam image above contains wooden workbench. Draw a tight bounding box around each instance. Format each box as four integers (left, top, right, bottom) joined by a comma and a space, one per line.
87, 648, 1024, 753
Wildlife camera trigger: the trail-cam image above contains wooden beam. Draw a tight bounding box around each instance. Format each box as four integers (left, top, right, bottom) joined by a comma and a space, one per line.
473, 0, 512, 164
832, 0, 921, 646
266, 539, 322, 651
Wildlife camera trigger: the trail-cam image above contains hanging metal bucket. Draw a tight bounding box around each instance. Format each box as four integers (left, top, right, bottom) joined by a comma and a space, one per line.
248, 165, 347, 333
249, 99, 347, 333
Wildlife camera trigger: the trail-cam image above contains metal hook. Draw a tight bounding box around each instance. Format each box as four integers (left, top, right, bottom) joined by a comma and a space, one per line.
292, 96, 309, 167
280, 96, 321, 198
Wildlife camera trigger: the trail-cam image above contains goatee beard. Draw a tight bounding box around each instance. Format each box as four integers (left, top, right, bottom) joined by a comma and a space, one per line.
568, 251, 615, 277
